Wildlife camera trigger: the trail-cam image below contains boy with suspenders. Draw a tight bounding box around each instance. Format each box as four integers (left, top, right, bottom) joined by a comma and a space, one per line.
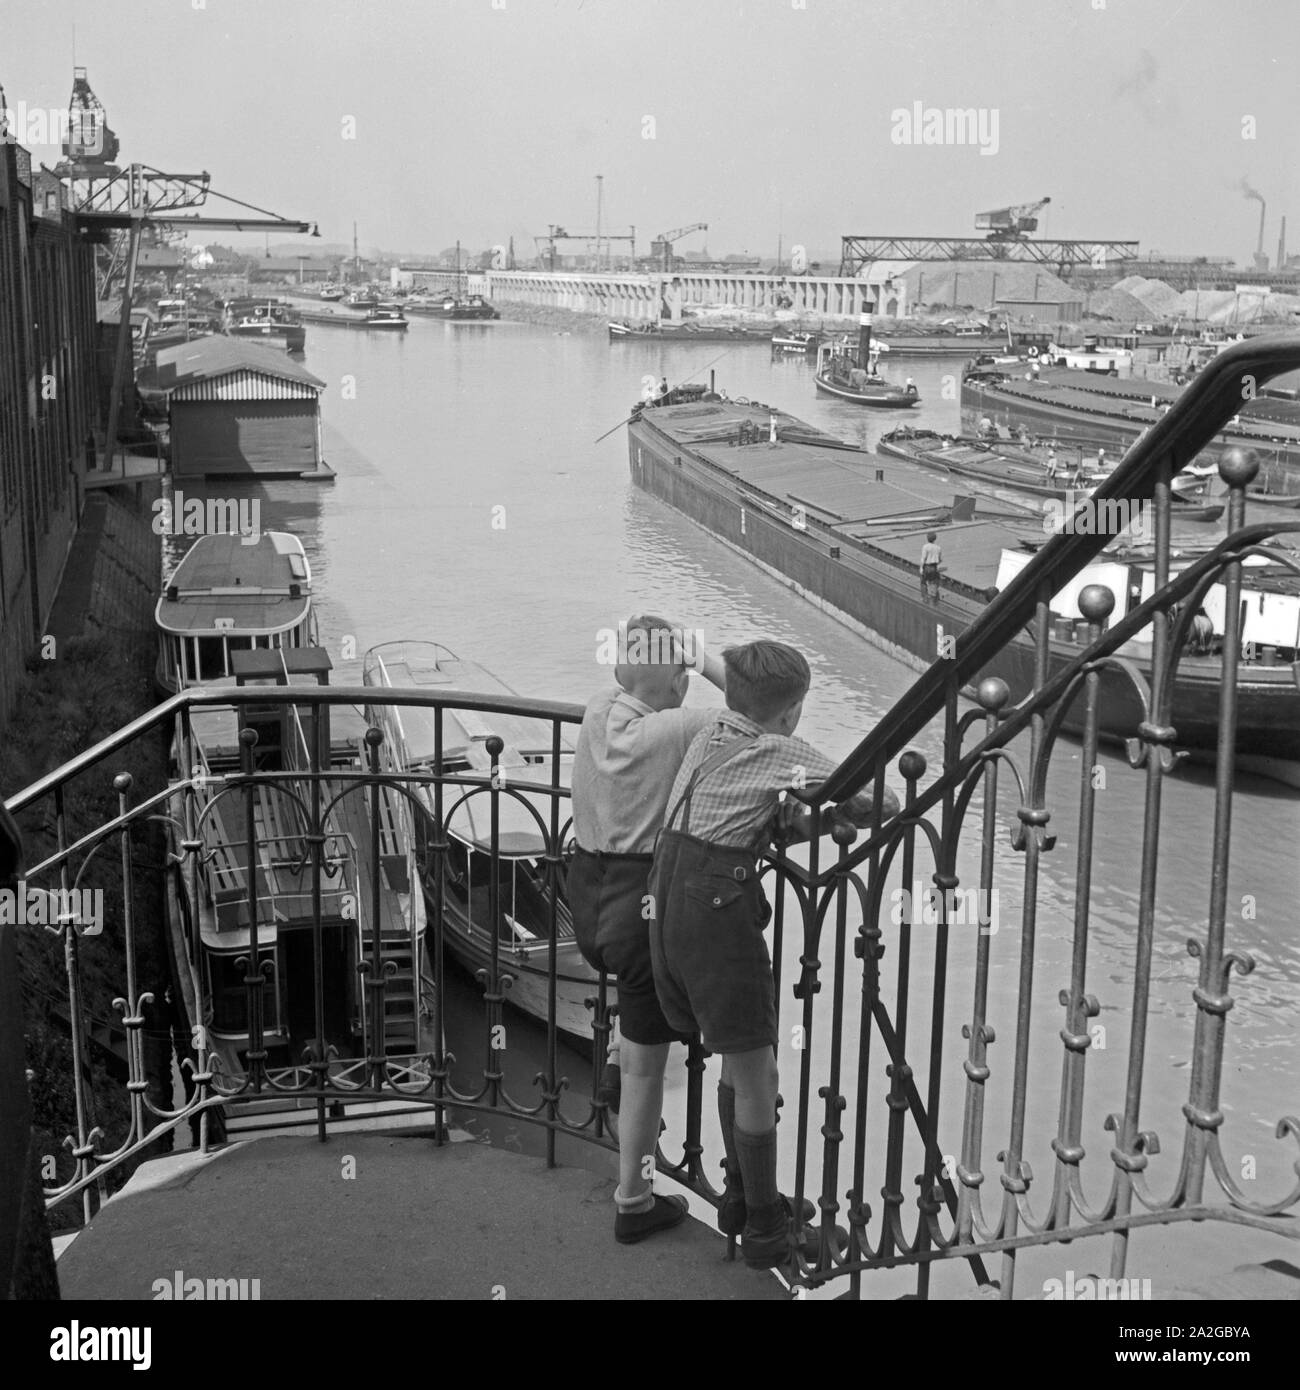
648, 640, 899, 1267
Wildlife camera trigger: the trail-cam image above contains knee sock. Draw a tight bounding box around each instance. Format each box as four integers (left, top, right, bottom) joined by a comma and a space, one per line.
732, 1123, 779, 1215
718, 1082, 741, 1180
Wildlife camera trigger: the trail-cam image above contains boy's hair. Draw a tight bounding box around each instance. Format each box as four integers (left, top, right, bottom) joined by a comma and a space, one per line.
723, 640, 810, 722
623, 614, 686, 668
926, 531, 937, 542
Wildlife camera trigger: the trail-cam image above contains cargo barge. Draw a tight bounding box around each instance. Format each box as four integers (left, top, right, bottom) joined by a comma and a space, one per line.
627, 392, 1300, 772
962, 362, 1300, 492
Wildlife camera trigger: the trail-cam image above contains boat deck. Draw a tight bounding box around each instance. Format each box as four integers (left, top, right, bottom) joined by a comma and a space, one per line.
642, 400, 1042, 590
980, 369, 1300, 443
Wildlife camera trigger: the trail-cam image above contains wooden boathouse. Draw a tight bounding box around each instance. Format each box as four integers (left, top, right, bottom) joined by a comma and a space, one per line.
154, 337, 332, 480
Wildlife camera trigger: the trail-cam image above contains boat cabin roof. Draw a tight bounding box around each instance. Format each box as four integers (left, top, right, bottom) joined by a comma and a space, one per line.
156, 532, 312, 636
364, 642, 575, 766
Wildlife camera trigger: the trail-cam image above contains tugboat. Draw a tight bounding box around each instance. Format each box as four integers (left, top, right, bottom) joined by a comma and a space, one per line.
814, 305, 920, 407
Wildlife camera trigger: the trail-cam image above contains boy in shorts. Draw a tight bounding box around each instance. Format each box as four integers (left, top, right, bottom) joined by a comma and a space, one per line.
648, 640, 899, 1267
570, 615, 724, 1243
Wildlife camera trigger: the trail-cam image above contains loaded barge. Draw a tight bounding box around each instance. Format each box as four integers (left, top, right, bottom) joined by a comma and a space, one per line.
627, 392, 1300, 771
963, 362, 1300, 492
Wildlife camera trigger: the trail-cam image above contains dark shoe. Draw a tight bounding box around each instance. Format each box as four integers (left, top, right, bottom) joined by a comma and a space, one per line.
718, 1179, 813, 1239
615, 1193, 689, 1245
597, 1061, 621, 1115
741, 1199, 793, 1268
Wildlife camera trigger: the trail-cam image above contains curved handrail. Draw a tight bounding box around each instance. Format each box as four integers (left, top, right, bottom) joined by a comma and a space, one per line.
815, 332, 1300, 803
3, 684, 585, 817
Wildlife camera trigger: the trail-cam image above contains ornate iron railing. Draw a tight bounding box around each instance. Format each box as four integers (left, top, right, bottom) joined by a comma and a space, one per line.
5, 335, 1300, 1298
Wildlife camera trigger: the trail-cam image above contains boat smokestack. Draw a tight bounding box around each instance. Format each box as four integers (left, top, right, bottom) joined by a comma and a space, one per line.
858, 298, 875, 370
1278, 215, 1288, 270
1256, 198, 1267, 260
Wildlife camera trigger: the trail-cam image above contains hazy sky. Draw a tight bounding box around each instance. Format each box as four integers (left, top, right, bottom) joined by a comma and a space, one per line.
2, 0, 1296, 265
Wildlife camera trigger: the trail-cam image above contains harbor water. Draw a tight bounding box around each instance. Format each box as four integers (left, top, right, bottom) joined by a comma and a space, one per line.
198, 316, 1299, 1291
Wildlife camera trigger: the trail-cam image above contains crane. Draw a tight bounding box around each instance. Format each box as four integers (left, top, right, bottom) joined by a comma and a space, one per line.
974, 197, 1051, 242
650, 223, 708, 272
533, 224, 636, 271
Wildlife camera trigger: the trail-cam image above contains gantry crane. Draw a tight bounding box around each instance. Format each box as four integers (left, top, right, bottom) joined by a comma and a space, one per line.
649, 223, 708, 272
534, 224, 636, 271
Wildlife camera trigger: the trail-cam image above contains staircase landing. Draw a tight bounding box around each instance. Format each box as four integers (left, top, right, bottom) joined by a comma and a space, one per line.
55, 1132, 787, 1301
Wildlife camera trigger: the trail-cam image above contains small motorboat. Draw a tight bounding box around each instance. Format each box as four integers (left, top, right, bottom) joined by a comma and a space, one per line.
364, 302, 409, 330
771, 330, 822, 354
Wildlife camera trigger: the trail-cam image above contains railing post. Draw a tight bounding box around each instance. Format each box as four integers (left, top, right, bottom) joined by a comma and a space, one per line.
363, 726, 388, 1089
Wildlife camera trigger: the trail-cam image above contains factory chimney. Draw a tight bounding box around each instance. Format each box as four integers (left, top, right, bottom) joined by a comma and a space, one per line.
1278, 216, 1288, 272
1253, 197, 1268, 271
858, 298, 876, 371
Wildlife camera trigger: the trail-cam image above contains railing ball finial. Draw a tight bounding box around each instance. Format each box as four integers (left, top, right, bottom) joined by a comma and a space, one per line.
364, 725, 384, 748
830, 817, 858, 846
239, 727, 259, 747
1217, 446, 1259, 488
898, 749, 927, 781
112, 772, 133, 793
485, 734, 505, 759
976, 677, 1010, 712
1077, 584, 1115, 625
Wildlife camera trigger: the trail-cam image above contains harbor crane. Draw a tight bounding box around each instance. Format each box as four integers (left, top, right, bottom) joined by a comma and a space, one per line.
649, 223, 708, 272
534, 224, 636, 272
975, 196, 1051, 241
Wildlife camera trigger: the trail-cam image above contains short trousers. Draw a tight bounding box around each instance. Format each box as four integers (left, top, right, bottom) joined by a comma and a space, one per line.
647, 828, 778, 1054
568, 846, 691, 1047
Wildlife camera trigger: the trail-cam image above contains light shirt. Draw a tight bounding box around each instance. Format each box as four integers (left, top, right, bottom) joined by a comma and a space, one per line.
572, 688, 716, 854
920, 541, 943, 567
663, 710, 841, 850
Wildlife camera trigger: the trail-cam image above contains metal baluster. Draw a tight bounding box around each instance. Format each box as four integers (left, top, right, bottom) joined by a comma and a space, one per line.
113, 773, 147, 1152
364, 726, 387, 1089
1050, 587, 1110, 1225
1184, 450, 1256, 1203
999, 584, 1055, 1300
880, 752, 924, 1262
1109, 454, 1175, 1278
955, 679, 1010, 1242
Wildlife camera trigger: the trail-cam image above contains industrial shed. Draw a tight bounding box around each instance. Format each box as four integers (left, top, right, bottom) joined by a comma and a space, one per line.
154, 337, 331, 480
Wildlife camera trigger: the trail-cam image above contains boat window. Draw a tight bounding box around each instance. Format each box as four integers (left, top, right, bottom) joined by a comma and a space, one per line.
194, 636, 228, 682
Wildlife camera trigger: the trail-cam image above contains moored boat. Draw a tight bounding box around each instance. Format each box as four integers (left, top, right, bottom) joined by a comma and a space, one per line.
364, 302, 409, 330
878, 426, 1225, 521
222, 297, 306, 352
163, 645, 429, 1087
627, 393, 1300, 772
154, 530, 317, 694
771, 329, 822, 354
962, 360, 1300, 492
608, 318, 772, 343
361, 641, 604, 1042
